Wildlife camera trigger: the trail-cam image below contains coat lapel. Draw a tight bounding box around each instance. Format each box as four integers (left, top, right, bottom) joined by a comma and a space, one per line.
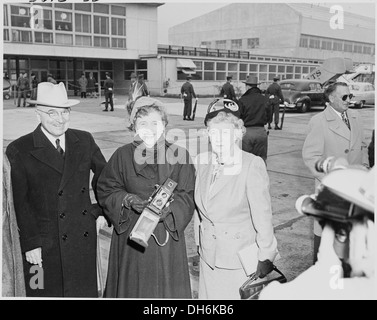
30, 125, 64, 174
325, 107, 351, 141
348, 110, 359, 150
59, 129, 84, 190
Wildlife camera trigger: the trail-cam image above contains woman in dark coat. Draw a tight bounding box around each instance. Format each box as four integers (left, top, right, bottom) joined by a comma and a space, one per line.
97, 97, 195, 298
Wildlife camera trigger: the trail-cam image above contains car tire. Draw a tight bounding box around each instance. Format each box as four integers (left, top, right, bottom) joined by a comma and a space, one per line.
298, 101, 309, 113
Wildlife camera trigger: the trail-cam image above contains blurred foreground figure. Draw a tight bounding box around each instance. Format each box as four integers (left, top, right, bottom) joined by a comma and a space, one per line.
260, 165, 375, 300
2, 154, 26, 297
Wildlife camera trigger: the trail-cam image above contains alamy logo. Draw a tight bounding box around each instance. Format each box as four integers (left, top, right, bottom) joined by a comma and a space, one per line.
29, 265, 44, 290
329, 5, 344, 30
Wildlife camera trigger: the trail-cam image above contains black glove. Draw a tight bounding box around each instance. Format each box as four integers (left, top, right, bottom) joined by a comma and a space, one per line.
159, 205, 172, 222
122, 194, 148, 213
255, 259, 274, 279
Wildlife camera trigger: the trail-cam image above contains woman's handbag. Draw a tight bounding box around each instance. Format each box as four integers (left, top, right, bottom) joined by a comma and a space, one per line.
239, 265, 287, 299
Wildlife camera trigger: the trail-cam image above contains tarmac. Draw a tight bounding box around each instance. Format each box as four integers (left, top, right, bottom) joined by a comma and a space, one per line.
2, 94, 375, 298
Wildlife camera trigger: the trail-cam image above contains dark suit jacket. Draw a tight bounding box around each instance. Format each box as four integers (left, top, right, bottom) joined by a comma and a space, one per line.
6, 125, 106, 297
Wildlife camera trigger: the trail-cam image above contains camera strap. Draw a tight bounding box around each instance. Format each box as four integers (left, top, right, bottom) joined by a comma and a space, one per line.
151, 230, 170, 247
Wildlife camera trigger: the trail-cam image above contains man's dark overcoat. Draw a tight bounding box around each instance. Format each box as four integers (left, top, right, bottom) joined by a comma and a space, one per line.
6, 125, 106, 297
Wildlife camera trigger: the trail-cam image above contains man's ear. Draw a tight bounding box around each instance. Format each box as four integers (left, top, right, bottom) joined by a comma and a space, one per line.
35, 110, 41, 122
328, 93, 335, 104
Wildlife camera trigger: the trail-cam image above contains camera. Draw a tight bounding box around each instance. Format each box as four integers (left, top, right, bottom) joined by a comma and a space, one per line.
129, 178, 177, 248
296, 157, 373, 261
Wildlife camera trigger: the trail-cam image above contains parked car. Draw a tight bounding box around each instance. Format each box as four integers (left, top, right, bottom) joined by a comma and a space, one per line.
278, 79, 326, 113
3, 78, 11, 100
349, 82, 375, 108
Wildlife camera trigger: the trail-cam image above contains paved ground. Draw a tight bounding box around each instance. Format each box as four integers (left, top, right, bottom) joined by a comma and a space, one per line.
3, 95, 375, 298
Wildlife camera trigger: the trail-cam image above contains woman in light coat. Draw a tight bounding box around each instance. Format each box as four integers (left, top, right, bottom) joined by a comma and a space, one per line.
194, 99, 278, 299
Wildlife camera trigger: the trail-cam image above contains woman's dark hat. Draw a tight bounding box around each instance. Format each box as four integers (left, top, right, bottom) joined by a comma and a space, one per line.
204, 98, 240, 126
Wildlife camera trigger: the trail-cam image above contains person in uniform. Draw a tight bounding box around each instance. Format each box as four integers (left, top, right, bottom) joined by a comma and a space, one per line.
180, 76, 198, 121
238, 76, 271, 162
220, 76, 237, 102
103, 72, 114, 112
266, 77, 284, 130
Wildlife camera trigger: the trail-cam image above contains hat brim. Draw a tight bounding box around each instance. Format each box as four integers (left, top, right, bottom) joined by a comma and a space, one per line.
204, 108, 240, 126
243, 81, 260, 85
29, 99, 80, 108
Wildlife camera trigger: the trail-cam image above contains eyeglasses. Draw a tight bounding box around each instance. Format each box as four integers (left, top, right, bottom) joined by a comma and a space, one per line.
37, 108, 71, 120
341, 94, 353, 101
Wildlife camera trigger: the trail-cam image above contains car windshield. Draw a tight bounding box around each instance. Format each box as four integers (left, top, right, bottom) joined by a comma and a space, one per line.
280, 82, 296, 90
350, 85, 360, 91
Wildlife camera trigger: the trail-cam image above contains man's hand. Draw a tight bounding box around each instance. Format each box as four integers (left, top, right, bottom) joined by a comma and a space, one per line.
25, 247, 42, 267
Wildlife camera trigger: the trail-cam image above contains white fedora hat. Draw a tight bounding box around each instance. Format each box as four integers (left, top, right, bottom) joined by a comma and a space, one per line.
29, 82, 80, 108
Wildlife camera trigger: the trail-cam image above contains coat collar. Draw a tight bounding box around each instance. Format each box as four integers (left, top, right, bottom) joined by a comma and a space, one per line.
324, 106, 351, 141
30, 125, 83, 188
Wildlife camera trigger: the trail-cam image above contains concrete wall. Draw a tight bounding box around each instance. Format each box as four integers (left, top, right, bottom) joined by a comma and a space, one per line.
126, 4, 159, 56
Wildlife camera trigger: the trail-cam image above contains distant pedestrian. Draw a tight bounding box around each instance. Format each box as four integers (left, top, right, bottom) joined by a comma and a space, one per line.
266, 77, 284, 130
180, 76, 197, 121
17, 72, 29, 108
78, 74, 88, 98
220, 75, 237, 102
103, 72, 114, 112
47, 74, 57, 84
238, 76, 270, 162
30, 73, 38, 100
87, 72, 97, 98
126, 72, 143, 115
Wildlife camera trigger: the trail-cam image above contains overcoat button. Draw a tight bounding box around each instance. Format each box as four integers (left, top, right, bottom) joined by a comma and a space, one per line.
81, 187, 86, 193
62, 234, 67, 241
58, 190, 63, 196
212, 234, 216, 239
344, 149, 349, 154
82, 209, 88, 215
84, 232, 89, 237
59, 213, 65, 219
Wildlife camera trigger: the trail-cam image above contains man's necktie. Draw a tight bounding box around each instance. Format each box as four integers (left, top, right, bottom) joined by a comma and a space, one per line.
56, 139, 64, 157
341, 112, 351, 130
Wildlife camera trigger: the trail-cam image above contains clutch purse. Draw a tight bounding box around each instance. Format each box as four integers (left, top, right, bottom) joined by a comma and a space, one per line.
239, 265, 287, 300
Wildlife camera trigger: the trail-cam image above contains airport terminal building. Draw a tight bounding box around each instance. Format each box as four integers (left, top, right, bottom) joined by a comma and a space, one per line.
3, 2, 161, 95
3, 2, 375, 97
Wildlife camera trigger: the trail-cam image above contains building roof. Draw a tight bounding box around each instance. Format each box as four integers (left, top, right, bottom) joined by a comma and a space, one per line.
287, 3, 375, 29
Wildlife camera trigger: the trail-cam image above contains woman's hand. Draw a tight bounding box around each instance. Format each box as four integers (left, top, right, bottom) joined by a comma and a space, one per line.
255, 259, 274, 278
123, 193, 148, 213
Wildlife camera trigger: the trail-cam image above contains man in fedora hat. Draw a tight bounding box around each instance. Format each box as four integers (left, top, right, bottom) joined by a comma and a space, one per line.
220, 75, 237, 102
180, 75, 198, 121
266, 76, 284, 130
238, 75, 271, 162
6, 82, 107, 297
126, 73, 149, 116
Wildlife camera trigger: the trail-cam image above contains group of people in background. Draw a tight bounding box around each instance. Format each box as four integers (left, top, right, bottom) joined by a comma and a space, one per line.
3, 74, 374, 299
